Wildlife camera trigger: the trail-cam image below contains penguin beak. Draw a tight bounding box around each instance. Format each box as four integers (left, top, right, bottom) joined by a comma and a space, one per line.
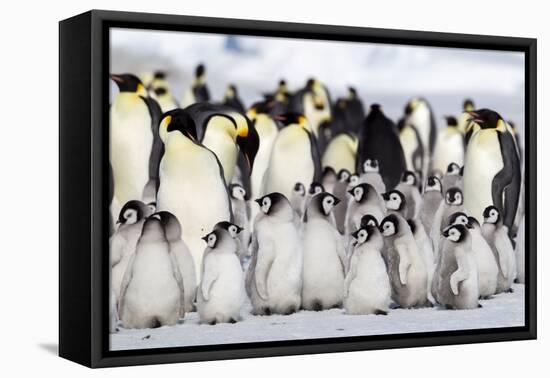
110, 74, 123, 83
201, 234, 209, 242
381, 192, 390, 201
467, 111, 483, 124
236, 226, 244, 234
442, 229, 450, 238
254, 198, 262, 206
347, 189, 354, 196
333, 197, 341, 206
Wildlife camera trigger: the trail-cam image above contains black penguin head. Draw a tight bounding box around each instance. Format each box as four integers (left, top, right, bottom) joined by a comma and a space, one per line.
401, 171, 417, 186
279, 79, 287, 87
235, 118, 260, 174
293, 182, 306, 196
153, 71, 166, 80
445, 116, 458, 127
337, 169, 351, 182
468, 109, 505, 130
348, 87, 358, 99
110, 74, 147, 96
255, 192, 290, 217
322, 166, 336, 178
404, 98, 419, 116
274, 112, 308, 128
448, 211, 473, 229
225, 84, 238, 98
153, 211, 182, 241
382, 190, 406, 212
445, 187, 463, 206
380, 214, 400, 237
369, 103, 383, 113
309, 182, 325, 196
463, 98, 475, 112
160, 109, 198, 143
140, 216, 166, 242
442, 224, 468, 243
468, 216, 480, 228
117, 200, 147, 225
349, 174, 360, 187
360, 214, 379, 229
154, 87, 168, 96
426, 176, 442, 193
351, 224, 378, 246
348, 183, 371, 203
483, 205, 501, 224
308, 192, 340, 217
214, 221, 243, 239
201, 229, 219, 249
147, 202, 156, 215
446, 163, 461, 175
195, 63, 206, 79
229, 183, 247, 200
363, 158, 379, 172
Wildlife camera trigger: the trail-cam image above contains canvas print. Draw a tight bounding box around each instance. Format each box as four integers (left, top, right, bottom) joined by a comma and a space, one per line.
108, 28, 526, 351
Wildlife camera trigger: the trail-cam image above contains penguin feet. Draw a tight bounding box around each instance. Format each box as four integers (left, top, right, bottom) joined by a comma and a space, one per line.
374, 309, 388, 316
421, 300, 434, 308
283, 306, 297, 315
480, 295, 493, 300
477, 303, 483, 308
506, 288, 514, 294
208, 320, 217, 326
389, 302, 400, 310
229, 318, 238, 324
514, 278, 519, 284
311, 300, 323, 312
444, 304, 456, 310
253, 307, 271, 316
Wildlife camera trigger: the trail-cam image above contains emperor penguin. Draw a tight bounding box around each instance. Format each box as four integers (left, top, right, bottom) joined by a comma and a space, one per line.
457, 98, 475, 134
321, 166, 338, 194
515, 214, 525, 284
156, 109, 233, 282
333, 169, 351, 234
419, 176, 443, 237
180, 63, 210, 107
432, 116, 464, 175
399, 118, 425, 179
404, 97, 437, 159
395, 171, 423, 219
433, 224, 479, 309
228, 184, 251, 262
407, 219, 435, 303
356, 104, 407, 189
263, 113, 322, 200
441, 162, 463, 194
345, 183, 386, 234
222, 84, 246, 112
482, 206, 516, 293
248, 193, 303, 315
152, 86, 178, 113
184, 102, 260, 186
118, 216, 184, 329
321, 133, 358, 173
358, 158, 386, 195
302, 193, 346, 310
431, 187, 464, 256
154, 211, 197, 314
342, 87, 366, 133
449, 212, 498, 298
380, 214, 429, 308
290, 182, 306, 220
301, 78, 332, 136
463, 109, 521, 235
344, 224, 391, 315
110, 200, 150, 300
197, 225, 246, 324
109, 74, 162, 219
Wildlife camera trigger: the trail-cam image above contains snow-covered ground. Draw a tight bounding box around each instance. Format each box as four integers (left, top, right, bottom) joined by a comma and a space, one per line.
110, 284, 524, 351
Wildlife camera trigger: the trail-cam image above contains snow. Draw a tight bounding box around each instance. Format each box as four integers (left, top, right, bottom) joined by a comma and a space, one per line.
110, 284, 524, 351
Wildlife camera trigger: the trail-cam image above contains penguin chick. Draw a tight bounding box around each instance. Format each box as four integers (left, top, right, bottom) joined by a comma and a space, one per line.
481, 206, 516, 294
345, 183, 386, 234
432, 116, 465, 176
154, 211, 197, 314
395, 171, 422, 219
197, 226, 246, 324
382, 190, 407, 217
302, 193, 346, 310
229, 183, 251, 263
431, 187, 465, 256
380, 214, 429, 308
359, 158, 386, 195
449, 212, 498, 298
441, 162, 463, 194
433, 224, 479, 309
344, 224, 391, 315
248, 193, 303, 315
119, 217, 184, 328
407, 218, 435, 303
419, 176, 443, 237
333, 169, 351, 234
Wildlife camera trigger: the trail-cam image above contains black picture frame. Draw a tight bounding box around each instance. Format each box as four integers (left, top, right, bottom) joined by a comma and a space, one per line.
59, 9, 537, 368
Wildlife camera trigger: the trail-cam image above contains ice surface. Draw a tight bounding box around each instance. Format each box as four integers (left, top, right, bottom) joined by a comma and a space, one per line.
110, 284, 524, 351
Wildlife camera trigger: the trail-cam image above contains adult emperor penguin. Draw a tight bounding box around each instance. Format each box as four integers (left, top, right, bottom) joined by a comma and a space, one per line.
197, 225, 246, 324
441, 162, 463, 194
180, 63, 210, 108
109, 74, 162, 219
248, 193, 303, 315
404, 97, 437, 159
457, 98, 475, 134
118, 216, 184, 329
419, 176, 443, 238
321, 133, 358, 173
431, 187, 464, 256
152, 86, 178, 113
345, 183, 386, 234
359, 159, 386, 195
356, 104, 407, 190
156, 109, 233, 283
481, 206, 516, 293
184, 102, 259, 186
302, 193, 346, 310
433, 224, 479, 309
222, 84, 246, 113
333, 169, 351, 234
407, 219, 435, 303
263, 113, 322, 200
399, 118, 425, 179
110, 200, 151, 300
154, 211, 197, 314
395, 171, 423, 219
228, 184, 251, 262
344, 224, 392, 315
287, 78, 332, 136
380, 214, 429, 308
432, 116, 464, 175
449, 212, 498, 298
463, 109, 521, 235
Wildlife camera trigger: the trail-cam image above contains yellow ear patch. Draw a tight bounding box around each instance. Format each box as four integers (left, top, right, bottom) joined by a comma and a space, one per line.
136, 83, 148, 97
159, 115, 172, 143
237, 123, 249, 137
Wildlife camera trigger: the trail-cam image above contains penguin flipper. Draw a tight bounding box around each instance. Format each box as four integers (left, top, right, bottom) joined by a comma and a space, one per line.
169, 251, 186, 312
201, 255, 219, 302
396, 243, 411, 285
450, 248, 470, 295
118, 253, 135, 316
254, 239, 276, 301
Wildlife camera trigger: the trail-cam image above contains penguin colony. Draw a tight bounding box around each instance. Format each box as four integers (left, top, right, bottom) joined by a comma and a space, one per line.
109, 66, 525, 332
